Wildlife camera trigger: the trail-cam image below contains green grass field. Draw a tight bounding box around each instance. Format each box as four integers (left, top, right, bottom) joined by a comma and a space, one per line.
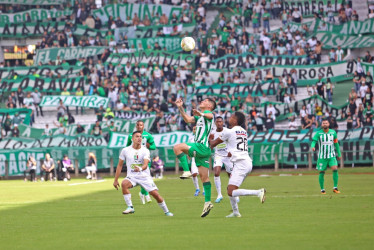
1, 168, 373, 250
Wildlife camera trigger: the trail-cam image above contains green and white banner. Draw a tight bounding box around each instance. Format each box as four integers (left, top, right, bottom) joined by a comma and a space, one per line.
362, 62, 374, 75
0, 108, 32, 126
92, 4, 182, 24
271, 21, 313, 34
248, 127, 374, 166
0, 8, 72, 24
0, 65, 83, 79
0, 76, 86, 93
281, 0, 343, 17
207, 53, 306, 70
106, 50, 195, 67
0, 21, 66, 38
248, 95, 349, 122
108, 131, 191, 148
0, 0, 65, 5
40, 95, 109, 108
208, 61, 356, 86
127, 37, 182, 51
195, 82, 278, 98
2, 127, 374, 176
35, 46, 108, 64
172, 0, 235, 5
17, 117, 155, 138
73, 24, 109, 39
114, 111, 156, 120
315, 32, 374, 49
114, 22, 196, 41
136, 22, 195, 38
315, 19, 374, 35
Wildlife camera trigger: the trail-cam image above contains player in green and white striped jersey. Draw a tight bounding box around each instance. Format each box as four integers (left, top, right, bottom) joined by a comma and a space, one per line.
173, 98, 216, 217
311, 119, 342, 194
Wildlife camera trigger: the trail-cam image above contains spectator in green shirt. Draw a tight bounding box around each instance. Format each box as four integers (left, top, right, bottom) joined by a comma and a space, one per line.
218, 27, 230, 45
262, 10, 270, 32
252, 12, 259, 33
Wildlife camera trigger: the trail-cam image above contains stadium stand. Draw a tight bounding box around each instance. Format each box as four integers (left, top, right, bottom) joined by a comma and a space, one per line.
0, 0, 373, 176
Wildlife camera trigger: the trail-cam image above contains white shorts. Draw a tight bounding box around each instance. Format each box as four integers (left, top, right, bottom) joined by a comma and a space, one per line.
86, 165, 97, 172
191, 157, 198, 175
228, 159, 253, 187
125, 175, 158, 192
213, 155, 234, 173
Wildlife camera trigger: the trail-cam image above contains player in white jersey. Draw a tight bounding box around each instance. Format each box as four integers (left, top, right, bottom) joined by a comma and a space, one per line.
209, 116, 234, 203
189, 126, 202, 196
210, 112, 266, 218
113, 131, 173, 216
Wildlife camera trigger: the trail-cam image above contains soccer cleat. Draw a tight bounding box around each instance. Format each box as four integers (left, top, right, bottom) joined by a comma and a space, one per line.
226, 212, 242, 218
215, 196, 223, 203
321, 190, 326, 194
145, 195, 152, 203
139, 192, 145, 204
333, 188, 340, 194
122, 206, 135, 214
259, 188, 266, 203
165, 212, 174, 216
194, 189, 200, 196
201, 202, 213, 218
180, 171, 192, 179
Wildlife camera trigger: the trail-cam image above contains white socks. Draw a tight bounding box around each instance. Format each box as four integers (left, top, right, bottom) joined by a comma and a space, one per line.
229, 196, 239, 214
158, 201, 169, 213
214, 176, 222, 198
192, 176, 200, 190
232, 189, 261, 197
123, 194, 133, 207
145, 195, 151, 202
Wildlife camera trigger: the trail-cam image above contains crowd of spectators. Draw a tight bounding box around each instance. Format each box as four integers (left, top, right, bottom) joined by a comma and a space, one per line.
1, 0, 373, 137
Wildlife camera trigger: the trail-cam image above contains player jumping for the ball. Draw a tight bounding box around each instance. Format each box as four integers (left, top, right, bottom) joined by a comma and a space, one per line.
311, 118, 342, 194
173, 98, 216, 217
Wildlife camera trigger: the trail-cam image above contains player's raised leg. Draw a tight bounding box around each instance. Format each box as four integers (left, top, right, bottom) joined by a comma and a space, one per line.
173, 143, 192, 179
121, 179, 135, 214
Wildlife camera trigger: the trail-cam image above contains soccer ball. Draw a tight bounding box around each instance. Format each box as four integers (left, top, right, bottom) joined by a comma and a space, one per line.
181, 37, 195, 51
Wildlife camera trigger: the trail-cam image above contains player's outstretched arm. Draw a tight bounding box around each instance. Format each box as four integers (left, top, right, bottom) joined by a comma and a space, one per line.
193, 109, 213, 120
175, 98, 195, 124
113, 159, 124, 190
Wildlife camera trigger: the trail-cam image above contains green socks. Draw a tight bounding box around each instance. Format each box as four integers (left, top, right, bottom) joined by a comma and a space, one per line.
319, 171, 325, 190
177, 153, 190, 172
333, 170, 338, 188
140, 187, 149, 196
203, 182, 211, 202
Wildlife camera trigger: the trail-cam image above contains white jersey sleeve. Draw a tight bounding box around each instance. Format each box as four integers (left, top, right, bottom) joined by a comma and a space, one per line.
220, 126, 251, 162
212, 128, 229, 156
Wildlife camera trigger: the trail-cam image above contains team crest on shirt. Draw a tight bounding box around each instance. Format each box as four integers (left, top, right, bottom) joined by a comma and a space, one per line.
134, 154, 139, 160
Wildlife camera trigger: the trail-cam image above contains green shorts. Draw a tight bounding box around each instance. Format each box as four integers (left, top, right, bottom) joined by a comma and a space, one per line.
187, 142, 211, 168
316, 158, 338, 171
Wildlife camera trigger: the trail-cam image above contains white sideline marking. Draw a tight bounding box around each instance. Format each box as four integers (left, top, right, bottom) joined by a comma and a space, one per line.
270, 194, 374, 198
68, 180, 106, 186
